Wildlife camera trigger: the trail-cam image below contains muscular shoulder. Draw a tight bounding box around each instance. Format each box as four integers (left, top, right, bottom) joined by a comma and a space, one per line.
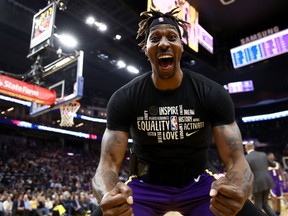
183, 68, 235, 125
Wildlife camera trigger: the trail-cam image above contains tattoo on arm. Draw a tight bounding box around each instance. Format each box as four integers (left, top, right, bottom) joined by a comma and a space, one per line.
226, 169, 253, 184
104, 133, 125, 153
225, 137, 243, 152
94, 130, 127, 201
103, 170, 119, 188
226, 170, 240, 183
217, 124, 243, 152
226, 168, 254, 196
215, 124, 254, 196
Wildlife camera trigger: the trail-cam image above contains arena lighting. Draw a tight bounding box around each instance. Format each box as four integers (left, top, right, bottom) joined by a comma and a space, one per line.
98, 53, 108, 60
7, 107, 14, 112
54, 33, 78, 48
49, 0, 68, 11
117, 60, 126, 68
0, 95, 31, 106
126, 65, 139, 74
219, 0, 236, 5
96, 51, 140, 74
85, 17, 107, 32
0, 107, 14, 115
241, 110, 288, 123
75, 122, 84, 128
114, 34, 121, 40
95, 21, 107, 32
39, 125, 96, 139
0, 117, 97, 140
85, 16, 95, 25
75, 114, 107, 123
242, 140, 254, 145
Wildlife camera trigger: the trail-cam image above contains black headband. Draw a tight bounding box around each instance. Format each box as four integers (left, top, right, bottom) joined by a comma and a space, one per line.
148, 16, 182, 37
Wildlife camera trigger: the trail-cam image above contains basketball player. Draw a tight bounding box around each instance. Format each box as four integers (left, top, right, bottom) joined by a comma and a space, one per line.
92, 8, 265, 216
268, 152, 286, 215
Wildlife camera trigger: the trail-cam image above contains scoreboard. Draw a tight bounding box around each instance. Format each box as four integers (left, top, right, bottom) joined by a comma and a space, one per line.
230, 28, 288, 69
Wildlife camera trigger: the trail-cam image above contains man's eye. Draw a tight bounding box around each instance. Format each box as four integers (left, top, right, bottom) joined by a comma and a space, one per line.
150, 36, 159, 42
169, 35, 177, 40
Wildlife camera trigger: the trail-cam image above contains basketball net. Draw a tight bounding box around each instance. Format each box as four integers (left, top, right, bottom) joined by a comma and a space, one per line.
59, 101, 80, 127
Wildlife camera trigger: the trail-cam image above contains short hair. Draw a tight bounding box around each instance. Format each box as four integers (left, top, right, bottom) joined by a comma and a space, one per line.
245, 142, 255, 150
136, 7, 188, 51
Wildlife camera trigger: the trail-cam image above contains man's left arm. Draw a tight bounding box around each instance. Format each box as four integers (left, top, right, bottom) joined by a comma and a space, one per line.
209, 121, 254, 216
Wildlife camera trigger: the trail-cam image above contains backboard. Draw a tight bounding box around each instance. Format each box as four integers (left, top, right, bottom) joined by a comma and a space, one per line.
29, 50, 84, 117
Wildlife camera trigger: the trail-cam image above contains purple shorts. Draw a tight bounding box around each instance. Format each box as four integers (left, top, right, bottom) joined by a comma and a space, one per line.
270, 180, 283, 198
127, 171, 215, 216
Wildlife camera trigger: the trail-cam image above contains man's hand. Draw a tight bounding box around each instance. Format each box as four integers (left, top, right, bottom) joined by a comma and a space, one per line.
100, 182, 134, 216
209, 177, 246, 216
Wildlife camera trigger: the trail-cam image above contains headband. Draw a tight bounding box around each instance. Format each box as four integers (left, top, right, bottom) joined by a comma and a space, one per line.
148, 16, 182, 37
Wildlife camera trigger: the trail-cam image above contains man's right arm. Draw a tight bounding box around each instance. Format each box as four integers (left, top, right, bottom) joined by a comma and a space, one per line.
92, 128, 133, 215
92, 128, 129, 201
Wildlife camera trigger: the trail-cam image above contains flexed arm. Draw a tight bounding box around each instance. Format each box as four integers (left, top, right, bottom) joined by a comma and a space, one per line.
92, 128, 133, 215
209, 121, 254, 216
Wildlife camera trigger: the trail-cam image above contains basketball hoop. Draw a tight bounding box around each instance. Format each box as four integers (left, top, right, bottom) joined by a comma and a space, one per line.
59, 101, 80, 127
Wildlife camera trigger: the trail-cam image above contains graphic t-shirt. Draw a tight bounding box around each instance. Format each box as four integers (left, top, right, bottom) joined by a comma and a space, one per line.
107, 69, 235, 173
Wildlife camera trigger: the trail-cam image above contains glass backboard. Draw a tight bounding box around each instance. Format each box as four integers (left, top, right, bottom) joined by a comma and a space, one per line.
29, 50, 84, 117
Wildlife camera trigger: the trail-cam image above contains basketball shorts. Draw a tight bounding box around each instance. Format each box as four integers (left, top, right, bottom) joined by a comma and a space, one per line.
90, 170, 267, 216
270, 180, 283, 198
127, 171, 217, 216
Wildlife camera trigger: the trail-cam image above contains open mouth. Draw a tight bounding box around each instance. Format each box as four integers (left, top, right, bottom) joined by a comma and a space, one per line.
158, 55, 174, 68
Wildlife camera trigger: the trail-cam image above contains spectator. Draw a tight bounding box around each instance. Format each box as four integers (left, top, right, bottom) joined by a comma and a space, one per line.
12, 193, 25, 216
3, 194, 13, 216
44, 196, 53, 215
0, 196, 4, 216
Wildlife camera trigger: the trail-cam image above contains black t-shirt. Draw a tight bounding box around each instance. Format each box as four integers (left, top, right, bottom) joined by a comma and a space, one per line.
107, 68, 235, 173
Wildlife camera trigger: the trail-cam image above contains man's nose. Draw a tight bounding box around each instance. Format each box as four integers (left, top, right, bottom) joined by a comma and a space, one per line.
158, 37, 170, 49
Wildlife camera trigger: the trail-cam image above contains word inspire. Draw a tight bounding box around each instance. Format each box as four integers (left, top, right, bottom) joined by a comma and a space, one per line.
137, 105, 205, 143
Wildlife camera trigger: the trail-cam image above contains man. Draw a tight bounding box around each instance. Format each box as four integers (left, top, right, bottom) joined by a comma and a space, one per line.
245, 142, 277, 216
2, 195, 13, 216
268, 152, 286, 215
23, 194, 33, 215
92, 8, 262, 216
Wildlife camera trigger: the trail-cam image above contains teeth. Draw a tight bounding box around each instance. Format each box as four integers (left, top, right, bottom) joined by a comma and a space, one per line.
158, 55, 173, 59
